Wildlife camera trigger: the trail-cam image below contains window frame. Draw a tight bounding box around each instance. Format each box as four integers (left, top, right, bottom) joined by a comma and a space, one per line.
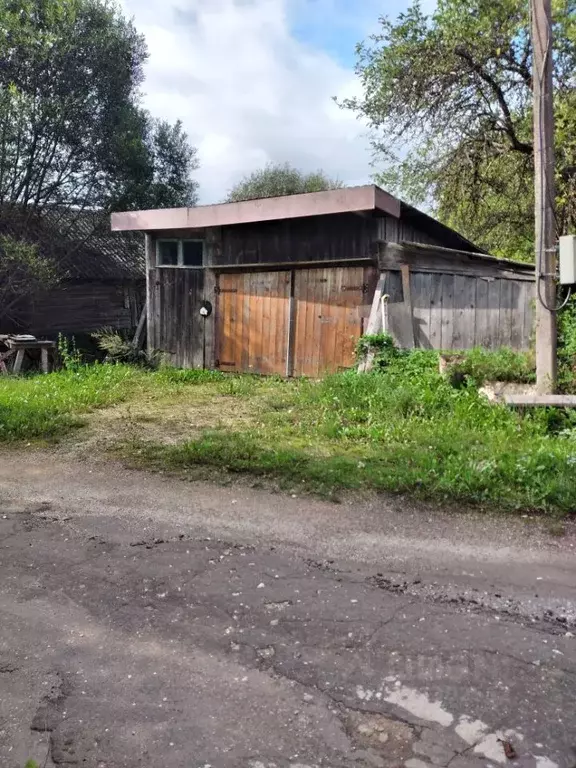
156, 238, 204, 269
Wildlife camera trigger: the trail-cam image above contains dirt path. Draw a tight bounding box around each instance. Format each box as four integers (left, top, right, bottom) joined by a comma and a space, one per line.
1, 450, 576, 768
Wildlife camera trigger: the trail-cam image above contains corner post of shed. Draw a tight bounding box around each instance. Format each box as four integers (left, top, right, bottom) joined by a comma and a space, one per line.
202, 226, 221, 370
144, 233, 156, 356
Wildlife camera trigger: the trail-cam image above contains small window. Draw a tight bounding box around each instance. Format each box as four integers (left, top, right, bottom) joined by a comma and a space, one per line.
182, 240, 204, 267
157, 240, 178, 266
156, 238, 204, 268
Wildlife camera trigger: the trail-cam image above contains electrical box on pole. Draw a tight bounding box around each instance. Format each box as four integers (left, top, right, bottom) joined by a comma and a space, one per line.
559, 236, 576, 285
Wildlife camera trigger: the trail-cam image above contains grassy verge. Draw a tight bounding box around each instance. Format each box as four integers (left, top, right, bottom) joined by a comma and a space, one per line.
0, 364, 228, 441
3, 350, 576, 515
0, 364, 142, 441
122, 351, 576, 515
0, 362, 292, 443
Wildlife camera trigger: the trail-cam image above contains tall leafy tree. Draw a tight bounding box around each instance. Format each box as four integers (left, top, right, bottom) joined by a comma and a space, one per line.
226, 162, 342, 202
342, 0, 576, 260
110, 118, 199, 211
0, 0, 198, 214
0, 0, 198, 326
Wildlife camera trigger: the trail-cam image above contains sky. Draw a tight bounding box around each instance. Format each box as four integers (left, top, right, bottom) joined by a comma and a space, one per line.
119, 0, 422, 205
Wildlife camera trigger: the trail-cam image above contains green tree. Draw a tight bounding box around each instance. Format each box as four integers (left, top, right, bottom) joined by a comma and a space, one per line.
0, 0, 198, 327
342, 0, 576, 260
0, 234, 58, 324
110, 118, 199, 211
226, 162, 342, 202
0, 0, 198, 214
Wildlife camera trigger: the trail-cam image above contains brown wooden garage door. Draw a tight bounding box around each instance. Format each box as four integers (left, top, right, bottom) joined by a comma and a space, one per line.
215, 266, 374, 376
292, 266, 371, 377
216, 271, 291, 375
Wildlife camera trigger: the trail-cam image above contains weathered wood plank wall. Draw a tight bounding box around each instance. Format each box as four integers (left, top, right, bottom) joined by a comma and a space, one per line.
381, 270, 534, 350
291, 266, 376, 376
376, 216, 442, 247
147, 231, 219, 368
214, 266, 376, 376
216, 271, 291, 374
146, 216, 536, 370
23, 281, 144, 336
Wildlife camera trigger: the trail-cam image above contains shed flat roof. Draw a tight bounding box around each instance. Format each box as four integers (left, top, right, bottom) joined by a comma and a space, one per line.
110, 185, 401, 232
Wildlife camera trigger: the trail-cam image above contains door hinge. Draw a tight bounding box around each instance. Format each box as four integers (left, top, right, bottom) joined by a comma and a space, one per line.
214, 286, 238, 295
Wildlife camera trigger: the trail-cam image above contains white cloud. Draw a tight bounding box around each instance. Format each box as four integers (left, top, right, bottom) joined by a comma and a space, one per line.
120, 0, 374, 204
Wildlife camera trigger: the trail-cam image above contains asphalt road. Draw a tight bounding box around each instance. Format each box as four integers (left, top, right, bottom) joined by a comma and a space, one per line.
1, 450, 576, 768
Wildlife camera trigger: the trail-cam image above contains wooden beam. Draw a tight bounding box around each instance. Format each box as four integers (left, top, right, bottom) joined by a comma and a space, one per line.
40, 347, 50, 373
399, 264, 415, 348
212, 257, 375, 273
375, 240, 535, 271
365, 273, 387, 335
374, 241, 536, 281
144, 234, 155, 355
504, 394, 576, 407
12, 349, 25, 374
132, 305, 147, 350
285, 271, 297, 377
358, 272, 387, 373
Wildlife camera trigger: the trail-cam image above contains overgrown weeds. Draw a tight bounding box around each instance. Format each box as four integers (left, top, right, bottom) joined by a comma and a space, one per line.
129, 354, 576, 514
92, 328, 159, 368
446, 347, 535, 384
4, 345, 576, 515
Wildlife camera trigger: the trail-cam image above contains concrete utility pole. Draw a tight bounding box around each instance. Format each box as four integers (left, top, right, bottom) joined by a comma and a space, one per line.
531, 0, 557, 393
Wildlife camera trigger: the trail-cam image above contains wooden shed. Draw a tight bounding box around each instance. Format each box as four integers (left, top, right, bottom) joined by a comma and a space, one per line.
3, 210, 145, 337
111, 186, 535, 376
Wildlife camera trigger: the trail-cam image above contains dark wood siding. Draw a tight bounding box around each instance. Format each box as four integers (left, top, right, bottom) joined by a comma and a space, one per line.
217, 211, 451, 268
376, 216, 443, 246
25, 281, 144, 336
217, 213, 376, 266
148, 267, 207, 367
147, 212, 535, 369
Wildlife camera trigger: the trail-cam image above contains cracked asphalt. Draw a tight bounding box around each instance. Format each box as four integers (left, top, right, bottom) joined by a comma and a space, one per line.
1, 451, 576, 768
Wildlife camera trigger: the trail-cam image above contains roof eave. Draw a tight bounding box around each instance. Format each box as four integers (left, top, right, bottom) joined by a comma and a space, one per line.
110, 185, 402, 232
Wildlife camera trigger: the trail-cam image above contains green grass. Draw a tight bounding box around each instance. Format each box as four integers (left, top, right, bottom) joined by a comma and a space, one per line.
0, 364, 142, 441
127, 351, 576, 514
0, 362, 271, 442
4, 349, 576, 515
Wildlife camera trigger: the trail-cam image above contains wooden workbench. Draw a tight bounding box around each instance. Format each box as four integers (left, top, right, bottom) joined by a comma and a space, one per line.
0, 336, 57, 374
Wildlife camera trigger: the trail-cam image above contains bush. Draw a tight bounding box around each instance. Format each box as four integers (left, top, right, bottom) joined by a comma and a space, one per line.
446, 347, 535, 385
356, 333, 535, 385
92, 328, 157, 368
558, 295, 576, 390
355, 332, 403, 369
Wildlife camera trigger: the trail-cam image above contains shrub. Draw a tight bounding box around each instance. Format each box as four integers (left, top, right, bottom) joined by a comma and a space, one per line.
355, 332, 402, 369
92, 328, 157, 368
446, 347, 535, 385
